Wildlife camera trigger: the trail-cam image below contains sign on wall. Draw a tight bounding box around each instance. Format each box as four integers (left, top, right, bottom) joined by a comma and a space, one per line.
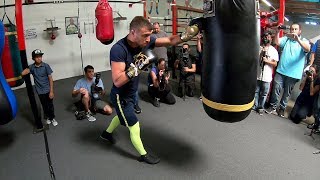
65, 17, 79, 35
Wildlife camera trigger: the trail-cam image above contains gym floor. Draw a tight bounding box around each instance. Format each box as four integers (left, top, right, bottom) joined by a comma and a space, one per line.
0, 71, 320, 180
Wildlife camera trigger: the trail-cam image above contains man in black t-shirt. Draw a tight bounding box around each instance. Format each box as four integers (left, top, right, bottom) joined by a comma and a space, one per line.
99, 16, 193, 165
174, 43, 197, 98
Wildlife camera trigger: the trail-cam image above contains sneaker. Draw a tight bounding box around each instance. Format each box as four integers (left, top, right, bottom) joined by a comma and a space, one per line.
46, 119, 52, 125
100, 131, 116, 144
307, 123, 317, 129
86, 111, 96, 122
258, 109, 264, 115
265, 107, 276, 114
153, 98, 160, 107
52, 119, 58, 126
134, 104, 142, 114
138, 153, 160, 164
277, 109, 285, 118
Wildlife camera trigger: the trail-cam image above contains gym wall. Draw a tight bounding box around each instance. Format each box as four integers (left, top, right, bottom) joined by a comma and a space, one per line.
0, 0, 143, 89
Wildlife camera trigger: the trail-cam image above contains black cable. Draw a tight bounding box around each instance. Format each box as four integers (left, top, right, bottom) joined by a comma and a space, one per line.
43, 130, 56, 180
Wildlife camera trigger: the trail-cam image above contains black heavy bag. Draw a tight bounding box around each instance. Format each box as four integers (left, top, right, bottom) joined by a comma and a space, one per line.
201, 0, 259, 122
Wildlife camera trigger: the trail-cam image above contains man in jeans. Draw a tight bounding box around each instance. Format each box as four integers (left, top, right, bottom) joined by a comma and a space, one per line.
253, 32, 279, 115
265, 23, 310, 117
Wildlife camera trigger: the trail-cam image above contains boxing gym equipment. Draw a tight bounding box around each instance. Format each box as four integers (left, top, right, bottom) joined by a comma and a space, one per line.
126, 49, 158, 79
15, 0, 44, 130
95, 0, 114, 45
1, 23, 24, 87
0, 21, 18, 125
195, 0, 259, 122
1, 6, 24, 87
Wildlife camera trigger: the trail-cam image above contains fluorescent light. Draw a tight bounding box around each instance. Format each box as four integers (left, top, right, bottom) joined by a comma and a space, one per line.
305, 21, 310, 24
261, 0, 272, 7
310, 22, 317, 25
284, 17, 289, 22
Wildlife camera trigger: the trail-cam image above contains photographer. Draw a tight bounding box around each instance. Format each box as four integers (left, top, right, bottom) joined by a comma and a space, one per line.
174, 43, 197, 98
289, 65, 320, 124
266, 23, 310, 117
148, 58, 176, 107
253, 32, 279, 115
72, 65, 112, 121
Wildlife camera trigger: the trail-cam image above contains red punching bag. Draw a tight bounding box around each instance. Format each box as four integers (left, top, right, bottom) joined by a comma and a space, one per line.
95, 0, 114, 45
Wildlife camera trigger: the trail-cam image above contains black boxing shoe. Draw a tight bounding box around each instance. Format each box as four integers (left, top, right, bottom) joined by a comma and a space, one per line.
138, 153, 160, 164
100, 131, 116, 144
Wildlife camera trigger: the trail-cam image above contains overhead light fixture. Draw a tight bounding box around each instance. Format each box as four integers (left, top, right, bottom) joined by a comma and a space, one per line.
310, 22, 317, 25
305, 21, 310, 24
261, 0, 272, 7
284, 17, 289, 22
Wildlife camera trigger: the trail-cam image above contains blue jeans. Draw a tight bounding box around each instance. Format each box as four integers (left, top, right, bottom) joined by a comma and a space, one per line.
134, 91, 139, 106
269, 72, 299, 110
253, 80, 270, 110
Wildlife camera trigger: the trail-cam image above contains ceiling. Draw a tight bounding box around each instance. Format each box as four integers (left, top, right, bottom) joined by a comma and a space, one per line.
267, 0, 320, 23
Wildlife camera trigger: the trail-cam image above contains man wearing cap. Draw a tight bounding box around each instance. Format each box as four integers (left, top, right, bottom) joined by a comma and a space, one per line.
21, 49, 57, 126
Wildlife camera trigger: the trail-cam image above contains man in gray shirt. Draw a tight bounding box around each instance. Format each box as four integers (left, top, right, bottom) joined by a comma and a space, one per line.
151, 22, 168, 68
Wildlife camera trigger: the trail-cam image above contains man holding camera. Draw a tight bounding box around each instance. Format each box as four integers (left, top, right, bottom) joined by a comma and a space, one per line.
72, 65, 112, 121
253, 32, 279, 115
265, 23, 310, 117
174, 43, 197, 98
148, 58, 176, 107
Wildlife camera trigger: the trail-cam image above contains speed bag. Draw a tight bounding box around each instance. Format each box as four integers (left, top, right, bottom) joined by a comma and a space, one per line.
0, 21, 18, 125
1, 23, 24, 87
201, 0, 259, 123
95, 0, 114, 45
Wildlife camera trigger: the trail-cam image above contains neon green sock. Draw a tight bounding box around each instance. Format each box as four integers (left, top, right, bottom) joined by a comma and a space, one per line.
106, 116, 120, 133
128, 122, 147, 156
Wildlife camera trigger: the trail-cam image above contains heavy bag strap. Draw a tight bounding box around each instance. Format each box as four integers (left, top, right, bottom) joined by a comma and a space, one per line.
2, 12, 14, 25
1, 0, 14, 25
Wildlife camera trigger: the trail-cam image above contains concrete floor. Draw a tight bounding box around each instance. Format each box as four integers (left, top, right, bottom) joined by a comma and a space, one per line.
0, 71, 320, 180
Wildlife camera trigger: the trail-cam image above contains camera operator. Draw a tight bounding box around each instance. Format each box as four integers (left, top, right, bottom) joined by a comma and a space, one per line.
253, 32, 279, 115
72, 65, 112, 121
148, 58, 176, 107
266, 23, 310, 118
289, 65, 320, 124
174, 43, 197, 98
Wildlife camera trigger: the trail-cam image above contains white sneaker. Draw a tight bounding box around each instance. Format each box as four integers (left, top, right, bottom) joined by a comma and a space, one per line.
52, 119, 58, 126
86, 112, 96, 122
46, 119, 52, 125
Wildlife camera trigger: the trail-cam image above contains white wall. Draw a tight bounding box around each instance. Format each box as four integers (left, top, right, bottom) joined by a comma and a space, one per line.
0, 0, 143, 89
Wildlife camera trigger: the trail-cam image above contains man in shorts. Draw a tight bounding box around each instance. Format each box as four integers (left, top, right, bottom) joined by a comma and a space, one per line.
72, 65, 112, 121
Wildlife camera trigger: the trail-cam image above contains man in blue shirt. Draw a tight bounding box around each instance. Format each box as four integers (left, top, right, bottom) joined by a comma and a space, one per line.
72, 65, 112, 122
266, 23, 310, 117
100, 16, 192, 164
309, 39, 320, 67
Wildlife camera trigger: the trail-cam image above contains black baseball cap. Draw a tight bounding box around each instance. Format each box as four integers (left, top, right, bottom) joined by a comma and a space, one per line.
32, 49, 44, 58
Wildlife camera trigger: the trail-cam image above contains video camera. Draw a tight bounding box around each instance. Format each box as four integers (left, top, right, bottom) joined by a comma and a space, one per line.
91, 72, 103, 95
158, 70, 169, 91
306, 69, 314, 76
260, 50, 269, 67
278, 25, 290, 30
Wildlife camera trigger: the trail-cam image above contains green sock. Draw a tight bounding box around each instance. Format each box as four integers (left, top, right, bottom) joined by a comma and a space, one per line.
106, 116, 120, 133
128, 122, 147, 156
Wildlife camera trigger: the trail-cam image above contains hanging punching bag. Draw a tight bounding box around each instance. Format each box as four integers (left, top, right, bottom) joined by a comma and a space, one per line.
0, 21, 18, 125
200, 0, 259, 122
95, 0, 114, 45
1, 23, 24, 87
